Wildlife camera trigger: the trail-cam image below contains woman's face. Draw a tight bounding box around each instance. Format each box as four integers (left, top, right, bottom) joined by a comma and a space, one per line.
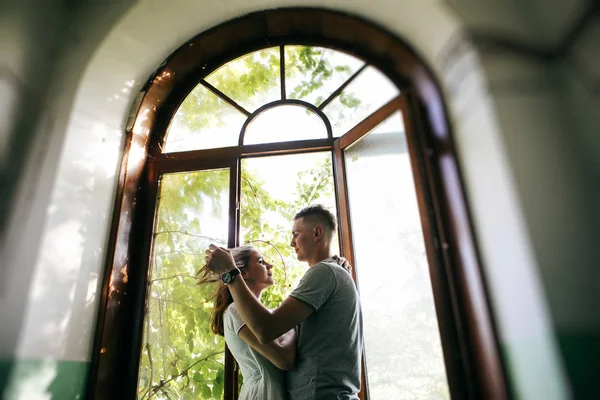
243, 250, 274, 291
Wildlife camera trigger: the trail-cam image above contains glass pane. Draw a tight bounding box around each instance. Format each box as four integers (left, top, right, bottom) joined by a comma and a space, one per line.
163, 83, 246, 153
137, 169, 230, 399
285, 45, 365, 107
240, 152, 339, 309
205, 47, 281, 113
344, 112, 450, 399
243, 105, 327, 145
324, 66, 399, 137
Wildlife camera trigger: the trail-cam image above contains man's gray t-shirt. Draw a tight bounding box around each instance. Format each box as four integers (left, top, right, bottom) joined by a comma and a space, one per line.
286, 258, 363, 400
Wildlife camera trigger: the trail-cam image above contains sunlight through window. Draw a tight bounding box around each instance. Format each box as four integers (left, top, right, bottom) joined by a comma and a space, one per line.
243, 105, 328, 145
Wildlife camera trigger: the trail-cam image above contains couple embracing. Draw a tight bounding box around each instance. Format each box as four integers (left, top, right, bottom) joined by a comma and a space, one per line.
197, 205, 364, 400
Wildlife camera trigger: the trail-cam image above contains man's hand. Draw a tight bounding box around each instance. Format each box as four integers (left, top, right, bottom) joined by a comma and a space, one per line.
333, 255, 352, 274
204, 244, 237, 274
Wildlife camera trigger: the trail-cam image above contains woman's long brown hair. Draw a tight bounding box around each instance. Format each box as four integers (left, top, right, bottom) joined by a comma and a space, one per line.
196, 245, 255, 336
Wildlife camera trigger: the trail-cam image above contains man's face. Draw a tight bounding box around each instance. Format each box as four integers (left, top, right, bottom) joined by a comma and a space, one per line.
290, 217, 315, 262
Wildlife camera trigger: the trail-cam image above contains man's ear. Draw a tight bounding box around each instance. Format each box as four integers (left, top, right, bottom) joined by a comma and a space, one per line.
313, 226, 323, 241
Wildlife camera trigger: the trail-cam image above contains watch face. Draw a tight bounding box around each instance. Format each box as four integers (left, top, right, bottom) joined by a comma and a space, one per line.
222, 272, 232, 284
221, 269, 239, 284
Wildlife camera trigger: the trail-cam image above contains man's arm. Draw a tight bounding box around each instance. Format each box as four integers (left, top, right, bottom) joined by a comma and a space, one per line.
227, 277, 313, 344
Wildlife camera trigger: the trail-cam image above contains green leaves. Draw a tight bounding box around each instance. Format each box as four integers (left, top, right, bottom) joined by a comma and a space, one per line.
215, 369, 224, 385
201, 385, 212, 398
339, 92, 361, 108
138, 173, 228, 400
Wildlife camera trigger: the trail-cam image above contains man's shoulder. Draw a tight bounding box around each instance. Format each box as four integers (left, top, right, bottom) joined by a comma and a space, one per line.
311, 258, 340, 270
307, 259, 357, 291
313, 259, 352, 278
305, 259, 344, 280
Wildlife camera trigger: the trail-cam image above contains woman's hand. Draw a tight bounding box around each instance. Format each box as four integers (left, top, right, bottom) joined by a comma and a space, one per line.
333, 255, 352, 274
204, 244, 237, 274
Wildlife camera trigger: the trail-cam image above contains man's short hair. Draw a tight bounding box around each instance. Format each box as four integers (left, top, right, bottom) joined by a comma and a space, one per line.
294, 204, 337, 232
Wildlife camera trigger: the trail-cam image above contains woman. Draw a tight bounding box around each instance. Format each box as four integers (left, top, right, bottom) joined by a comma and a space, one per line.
197, 245, 351, 400
197, 245, 294, 399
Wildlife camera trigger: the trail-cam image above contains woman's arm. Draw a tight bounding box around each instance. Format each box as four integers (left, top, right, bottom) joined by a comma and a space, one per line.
237, 327, 297, 371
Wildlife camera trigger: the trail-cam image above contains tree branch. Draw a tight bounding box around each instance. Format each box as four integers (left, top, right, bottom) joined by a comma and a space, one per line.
145, 350, 224, 395
154, 230, 225, 244
154, 249, 204, 257
151, 274, 198, 283
241, 175, 264, 228
306, 170, 332, 205
140, 258, 156, 400
151, 297, 198, 311
139, 342, 154, 400
241, 175, 259, 200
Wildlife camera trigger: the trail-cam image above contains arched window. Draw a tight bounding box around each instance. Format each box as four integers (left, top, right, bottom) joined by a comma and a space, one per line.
161, 47, 400, 153
91, 9, 506, 400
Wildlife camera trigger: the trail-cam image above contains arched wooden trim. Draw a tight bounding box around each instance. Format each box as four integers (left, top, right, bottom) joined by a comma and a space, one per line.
89, 7, 509, 400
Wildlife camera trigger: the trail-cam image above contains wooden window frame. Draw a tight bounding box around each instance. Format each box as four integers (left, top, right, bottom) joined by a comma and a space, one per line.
88, 8, 508, 400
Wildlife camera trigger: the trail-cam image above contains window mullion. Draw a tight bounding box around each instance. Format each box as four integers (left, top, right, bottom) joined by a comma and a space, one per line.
280, 45, 286, 100
318, 63, 368, 110
200, 80, 251, 117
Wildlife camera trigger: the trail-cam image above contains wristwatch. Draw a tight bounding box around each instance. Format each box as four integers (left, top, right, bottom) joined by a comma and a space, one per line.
221, 268, 241, 284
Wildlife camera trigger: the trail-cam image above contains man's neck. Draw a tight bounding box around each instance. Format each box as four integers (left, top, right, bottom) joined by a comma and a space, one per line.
308, 247, 333, 267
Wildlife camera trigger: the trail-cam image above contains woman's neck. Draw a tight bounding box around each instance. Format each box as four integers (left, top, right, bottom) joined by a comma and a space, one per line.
248, 284, 263, 299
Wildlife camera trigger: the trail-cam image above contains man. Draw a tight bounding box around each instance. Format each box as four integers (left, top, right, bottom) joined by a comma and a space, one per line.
205, 205, 363, 399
